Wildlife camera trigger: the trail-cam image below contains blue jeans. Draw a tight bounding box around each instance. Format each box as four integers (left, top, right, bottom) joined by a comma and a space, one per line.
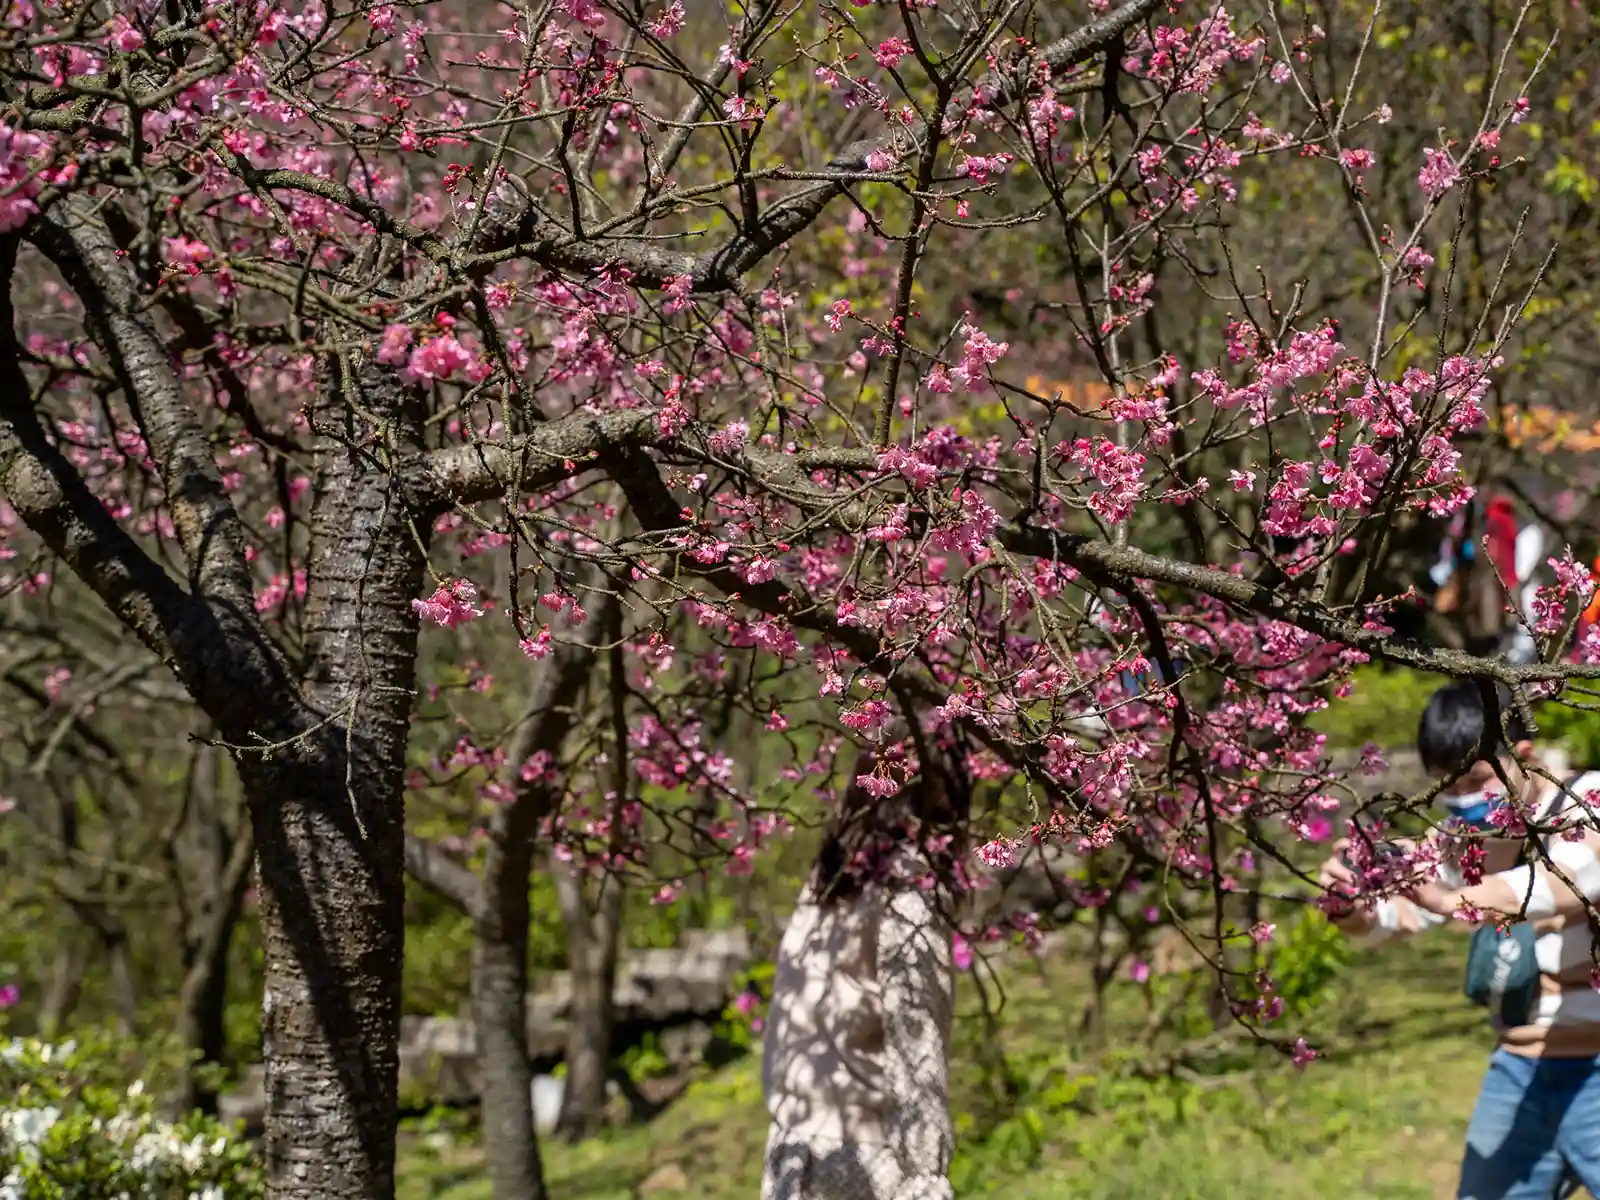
1459, 1048, 1600, 1199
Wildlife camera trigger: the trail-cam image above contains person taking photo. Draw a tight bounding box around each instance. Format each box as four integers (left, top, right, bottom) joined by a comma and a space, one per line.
1320, 681, 1600, 1200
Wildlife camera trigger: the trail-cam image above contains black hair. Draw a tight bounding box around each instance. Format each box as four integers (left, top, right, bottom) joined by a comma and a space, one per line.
811, 736, 971, 907
1416, 680, 1531, 776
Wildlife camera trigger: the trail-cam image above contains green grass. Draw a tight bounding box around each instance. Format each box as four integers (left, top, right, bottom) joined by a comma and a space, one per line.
397, 924, 1559, 1200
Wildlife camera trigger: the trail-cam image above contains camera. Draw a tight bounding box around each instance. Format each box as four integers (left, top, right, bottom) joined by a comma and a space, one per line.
1340, 839, 1407, 872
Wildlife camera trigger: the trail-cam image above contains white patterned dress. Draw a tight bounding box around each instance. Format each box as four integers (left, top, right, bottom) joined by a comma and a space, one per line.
760, 876, 955, 1200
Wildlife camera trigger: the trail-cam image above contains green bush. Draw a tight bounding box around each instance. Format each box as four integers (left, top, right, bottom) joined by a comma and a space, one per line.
1270, 910, 1351, 1018
1313, 665, 1600, 764
1533, 699, 1600, 765
0, 1035, 263, 1198
712, 961, 775, 1055
619, 1033, 674, 1083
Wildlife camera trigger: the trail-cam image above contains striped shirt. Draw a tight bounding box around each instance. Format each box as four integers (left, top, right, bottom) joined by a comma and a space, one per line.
1360, 770, 1600, 1059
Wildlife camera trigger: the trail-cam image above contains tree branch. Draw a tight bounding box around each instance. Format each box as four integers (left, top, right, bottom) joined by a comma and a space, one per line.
440, 407, 1600, 691
402, 835, 484, 916
404, 589, 612, 915
1, 223, 302, 739
0, 235, 204, 678
415, 408, 665, 509
28, 199, 260, 621
221, 0, 1163, 294
996, 525, 1600, 685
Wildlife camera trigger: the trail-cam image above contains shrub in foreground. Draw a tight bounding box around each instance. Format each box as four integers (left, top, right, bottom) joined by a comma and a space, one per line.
0, 1037, 263, 1199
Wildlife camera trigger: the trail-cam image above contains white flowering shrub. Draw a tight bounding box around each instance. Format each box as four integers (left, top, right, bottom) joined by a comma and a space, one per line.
0, 1037, 263, 1199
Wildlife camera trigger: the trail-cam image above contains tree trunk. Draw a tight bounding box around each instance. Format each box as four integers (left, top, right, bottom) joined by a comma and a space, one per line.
469, 605, 605, 1200
240, 753, 406, 1198
104, 929, 137, 1037
1, 208, 433, 1198
235, 352, 431, 1199
470, 891, 547, 1200
554, 862, 624, 1141
173, 826, 256, 1116
37, 937, 83, 1037
404, 613, 606, 1200
556, 624, 629, 1142
72, 898, 138, 1037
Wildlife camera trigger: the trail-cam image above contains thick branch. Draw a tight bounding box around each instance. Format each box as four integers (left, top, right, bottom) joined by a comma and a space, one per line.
0, 236, 206, 679
416, 408, 664, 509
701, 443, 1600, 687
28, 200, 260, 620
430, 392, 1596, 699
6, 226, 301, 739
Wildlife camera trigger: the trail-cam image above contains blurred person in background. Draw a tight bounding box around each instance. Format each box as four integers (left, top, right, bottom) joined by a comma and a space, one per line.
1320, 681, 1600, 1200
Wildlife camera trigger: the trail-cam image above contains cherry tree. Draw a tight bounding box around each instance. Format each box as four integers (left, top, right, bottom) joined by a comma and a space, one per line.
2, 0, 1597, 1197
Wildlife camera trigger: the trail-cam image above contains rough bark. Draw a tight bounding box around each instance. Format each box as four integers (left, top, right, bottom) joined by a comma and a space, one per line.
236, 352, 432, 1199
2, 205, 435, 1197
241, 747, 408, 1199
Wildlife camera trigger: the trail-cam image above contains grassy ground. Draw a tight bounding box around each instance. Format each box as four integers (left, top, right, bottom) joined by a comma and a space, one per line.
398, 927, 1548, 1200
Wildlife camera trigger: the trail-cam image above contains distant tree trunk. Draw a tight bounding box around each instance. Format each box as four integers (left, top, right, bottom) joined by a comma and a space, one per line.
69, 896, 138, 1037
405, 605, 607, 1200
555, 629, 630, 1142
37, 937, 83, 1036
469, 620, 602, 1200
469, 888, 548, 1200
690, 658, 744, 921
1079, 903, 1110, 1050
103, 926, 137, 1037
554, 862, 624, 1141
172, 825, 256, 1116
39, 767, 85, 1038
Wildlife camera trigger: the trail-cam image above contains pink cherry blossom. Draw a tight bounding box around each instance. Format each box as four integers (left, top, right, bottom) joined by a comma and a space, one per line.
1417, 147, 1460, 197
875, 37, 914, 69
407, 335, 474, 382
414, 579, 484, 628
